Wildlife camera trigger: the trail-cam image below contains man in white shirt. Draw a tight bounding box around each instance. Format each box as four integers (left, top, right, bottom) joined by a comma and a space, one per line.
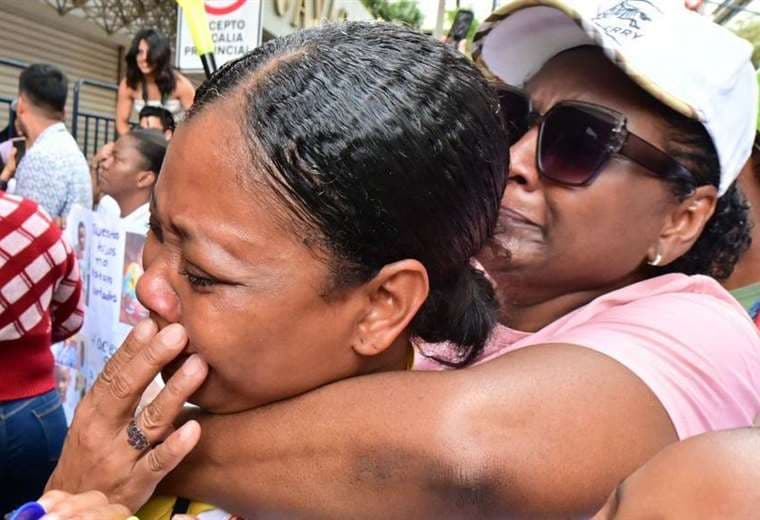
11, 64, 92, 217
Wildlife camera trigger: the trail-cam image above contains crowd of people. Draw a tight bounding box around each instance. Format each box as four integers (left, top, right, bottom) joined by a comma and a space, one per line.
0, 28, 180, 513
1, 0, 760, 518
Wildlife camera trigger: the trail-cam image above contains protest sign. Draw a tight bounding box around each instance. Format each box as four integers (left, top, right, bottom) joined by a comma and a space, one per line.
176, 0, 263, 72
53, 206, 149, 422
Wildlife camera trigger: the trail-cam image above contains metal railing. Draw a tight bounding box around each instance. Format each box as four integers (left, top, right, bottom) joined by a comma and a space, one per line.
0, 57, 27, 141
71, 78, 119, 157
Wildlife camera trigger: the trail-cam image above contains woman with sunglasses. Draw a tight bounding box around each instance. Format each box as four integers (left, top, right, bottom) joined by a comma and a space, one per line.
42, 1, 760, 518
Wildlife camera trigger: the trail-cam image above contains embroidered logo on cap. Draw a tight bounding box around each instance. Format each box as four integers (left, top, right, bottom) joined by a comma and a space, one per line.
592, 0, 661, 42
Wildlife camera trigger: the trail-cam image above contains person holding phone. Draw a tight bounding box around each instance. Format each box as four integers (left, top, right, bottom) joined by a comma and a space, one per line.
12, 64, 91, 218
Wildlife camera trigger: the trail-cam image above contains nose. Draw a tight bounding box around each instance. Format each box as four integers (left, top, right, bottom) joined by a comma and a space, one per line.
137, 238, 181, 327
507, 127, 542, 193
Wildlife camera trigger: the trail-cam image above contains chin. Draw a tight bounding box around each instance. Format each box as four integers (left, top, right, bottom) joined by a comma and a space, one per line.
185, 383, 250, 414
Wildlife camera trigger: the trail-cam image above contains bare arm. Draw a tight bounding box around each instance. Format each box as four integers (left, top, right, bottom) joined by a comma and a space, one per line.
161, 344, 677, 518
116, 79, 134, 136
175, 73, 196, 110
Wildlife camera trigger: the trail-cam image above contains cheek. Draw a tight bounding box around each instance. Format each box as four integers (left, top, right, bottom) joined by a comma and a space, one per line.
181, 285, 359, 411
545, 186, 662, 267
141, 234, 159, 268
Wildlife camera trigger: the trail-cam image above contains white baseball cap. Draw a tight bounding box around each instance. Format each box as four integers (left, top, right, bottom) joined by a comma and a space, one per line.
473, 0, 758, 195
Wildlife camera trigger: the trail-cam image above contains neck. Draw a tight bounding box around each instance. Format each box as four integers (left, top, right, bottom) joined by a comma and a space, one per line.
360, 336, 413, 375
113, 191, 150, 218
23, 117, 59, 148
497, 272, 645, 332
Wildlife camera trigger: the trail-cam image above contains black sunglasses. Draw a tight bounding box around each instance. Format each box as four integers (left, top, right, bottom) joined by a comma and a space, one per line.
497, 85, 697, 187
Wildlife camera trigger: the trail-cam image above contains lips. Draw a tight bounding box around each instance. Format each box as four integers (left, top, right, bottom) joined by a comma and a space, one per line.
500, 208, 540, 227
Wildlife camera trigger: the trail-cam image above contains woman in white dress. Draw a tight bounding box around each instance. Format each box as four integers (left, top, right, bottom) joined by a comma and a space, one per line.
116, 29, 195, 136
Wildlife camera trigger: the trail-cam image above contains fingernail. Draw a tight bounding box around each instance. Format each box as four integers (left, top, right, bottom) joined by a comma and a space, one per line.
182, 354, 204, 376
161, 324, 185, 347
133, 319, 156, 341
178, 420, 198, 441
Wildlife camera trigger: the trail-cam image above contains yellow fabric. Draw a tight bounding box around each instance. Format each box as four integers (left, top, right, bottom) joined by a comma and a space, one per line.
176, 0, 215, 55
136, 495, 217, 520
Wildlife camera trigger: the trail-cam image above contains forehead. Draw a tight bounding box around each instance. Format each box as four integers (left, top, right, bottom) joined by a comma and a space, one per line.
155, 103, 315, 267
114, 134, 138, 154
526, 47, 654, 113
140, 116, 162, 128
526, 47, 670, 141
157, 103, 275, 226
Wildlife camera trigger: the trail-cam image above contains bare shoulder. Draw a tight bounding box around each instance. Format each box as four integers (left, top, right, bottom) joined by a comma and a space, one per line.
175, 72, 196, 94
118, 78, 135, 97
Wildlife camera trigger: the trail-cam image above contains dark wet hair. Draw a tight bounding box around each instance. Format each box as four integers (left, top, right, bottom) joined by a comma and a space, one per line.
652, 115, 751, 280
125, 128, 167, 176
19, 64, 67, 115
139, 105, 176, 132
125, 29, 176, 100
188, 21, 508, 365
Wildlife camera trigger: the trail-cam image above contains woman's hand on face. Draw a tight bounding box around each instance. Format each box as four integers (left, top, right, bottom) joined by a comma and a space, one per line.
37, 490, 132, 520
46, 320, 209, 511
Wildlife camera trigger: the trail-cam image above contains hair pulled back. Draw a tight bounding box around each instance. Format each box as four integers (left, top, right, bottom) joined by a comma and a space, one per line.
655, 115, 751, 280
189, 22, 509, 365
126, 128, 167, 176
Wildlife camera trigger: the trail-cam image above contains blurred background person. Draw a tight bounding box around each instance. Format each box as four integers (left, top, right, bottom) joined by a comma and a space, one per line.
116, 29, 194, 137
88, 142, 114, 213
97, 128, 165, 232
0, 192, 84, 514
9, 64, 91, 218
138, 105, 175, 140
725, 135, 760, 324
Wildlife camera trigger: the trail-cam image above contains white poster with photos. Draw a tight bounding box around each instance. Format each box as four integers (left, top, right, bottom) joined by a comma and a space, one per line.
53, 205, 149, 422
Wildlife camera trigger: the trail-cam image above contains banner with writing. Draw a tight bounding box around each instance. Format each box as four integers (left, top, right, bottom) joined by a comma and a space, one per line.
53, 205, 149, 422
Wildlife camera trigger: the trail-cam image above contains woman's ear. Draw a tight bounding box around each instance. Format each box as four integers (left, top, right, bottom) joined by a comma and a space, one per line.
351, 259, 429, 358
654, 185, 717, 265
